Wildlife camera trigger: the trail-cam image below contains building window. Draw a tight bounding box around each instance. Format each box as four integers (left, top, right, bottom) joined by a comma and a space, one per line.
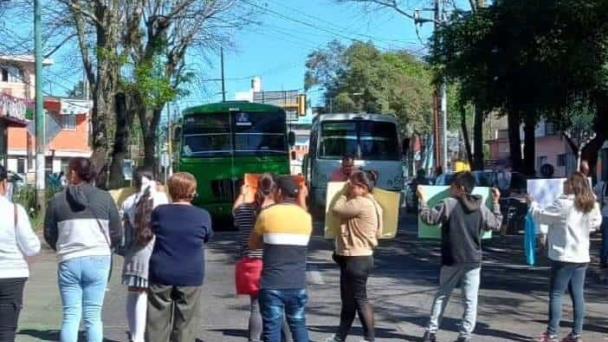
17, 158, 25, 174
557, 154, 567, 167
61, 115, 76, 130
545, 122, 557, 136
0, 65, 24, 83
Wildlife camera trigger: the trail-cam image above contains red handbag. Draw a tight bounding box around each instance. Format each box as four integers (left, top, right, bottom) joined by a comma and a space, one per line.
235, 257, 263, 296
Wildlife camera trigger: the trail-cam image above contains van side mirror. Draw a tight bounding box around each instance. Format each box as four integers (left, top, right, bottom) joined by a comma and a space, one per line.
288, 131, 296, 146
173, 126, 182, 142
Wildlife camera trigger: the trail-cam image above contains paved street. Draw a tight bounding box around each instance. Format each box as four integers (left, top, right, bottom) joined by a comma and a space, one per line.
16, 216, 608, 342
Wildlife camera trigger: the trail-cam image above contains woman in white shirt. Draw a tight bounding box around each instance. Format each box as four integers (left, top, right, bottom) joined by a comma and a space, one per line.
119, 168, 168, 342
528, 172, 602, 342
0, 165, 41, 342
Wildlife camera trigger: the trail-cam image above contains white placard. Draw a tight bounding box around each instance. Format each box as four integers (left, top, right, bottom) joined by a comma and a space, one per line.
527, 178, 566, 234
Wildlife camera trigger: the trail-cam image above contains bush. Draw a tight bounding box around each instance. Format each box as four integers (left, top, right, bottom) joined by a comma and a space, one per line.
12, 184, 62, 231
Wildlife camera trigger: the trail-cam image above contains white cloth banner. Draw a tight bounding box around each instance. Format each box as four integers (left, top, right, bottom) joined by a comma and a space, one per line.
527, 178, 566, 234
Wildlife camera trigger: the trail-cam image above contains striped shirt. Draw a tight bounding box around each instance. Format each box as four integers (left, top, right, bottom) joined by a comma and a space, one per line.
234, 203, 263, 259
254, 202, 312, 289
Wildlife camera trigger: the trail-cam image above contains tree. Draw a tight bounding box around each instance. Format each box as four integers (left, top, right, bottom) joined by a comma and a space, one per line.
305, 41, 434, 135
430, 0, 608, 176
3, 0, 251, 188
106, 0, 249, 187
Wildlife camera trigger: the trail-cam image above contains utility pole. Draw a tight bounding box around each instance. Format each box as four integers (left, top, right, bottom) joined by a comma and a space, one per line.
34, 0, 45, 213
432, 0, 448, 172
220, 47, 226, 102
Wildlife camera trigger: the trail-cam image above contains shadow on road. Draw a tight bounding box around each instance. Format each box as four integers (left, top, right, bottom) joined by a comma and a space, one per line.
18, 329, 121, 342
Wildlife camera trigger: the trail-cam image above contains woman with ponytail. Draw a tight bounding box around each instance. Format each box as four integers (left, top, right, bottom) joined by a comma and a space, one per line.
325, 170, 383, 342
120, 168, 168, 342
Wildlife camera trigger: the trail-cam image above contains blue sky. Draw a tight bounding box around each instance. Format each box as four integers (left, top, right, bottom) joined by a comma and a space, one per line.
4, 0, 473, 112
180, 0, 435, 109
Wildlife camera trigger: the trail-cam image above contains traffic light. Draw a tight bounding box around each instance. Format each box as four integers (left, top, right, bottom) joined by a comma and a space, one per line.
297, 94, 307, 116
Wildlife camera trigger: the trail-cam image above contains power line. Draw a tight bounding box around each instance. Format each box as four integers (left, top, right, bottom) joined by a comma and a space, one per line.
264, 0, 421, 46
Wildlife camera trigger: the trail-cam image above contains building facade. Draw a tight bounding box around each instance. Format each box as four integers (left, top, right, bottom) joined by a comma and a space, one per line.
487, 116, 578, 178
0, 55, 91, 179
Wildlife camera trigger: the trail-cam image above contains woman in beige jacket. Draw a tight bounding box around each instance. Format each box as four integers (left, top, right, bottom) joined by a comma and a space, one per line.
325, 170, 383, 342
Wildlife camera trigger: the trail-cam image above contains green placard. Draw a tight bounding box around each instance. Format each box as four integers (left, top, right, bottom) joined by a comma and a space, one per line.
417, 185, 493, 239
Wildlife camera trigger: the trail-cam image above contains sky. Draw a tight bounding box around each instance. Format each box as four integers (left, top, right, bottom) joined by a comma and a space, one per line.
2, 0, 472, 114
181, 0, 435, 110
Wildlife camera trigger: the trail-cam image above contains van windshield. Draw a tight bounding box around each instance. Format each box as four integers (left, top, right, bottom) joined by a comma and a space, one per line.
319, 120, 400, 160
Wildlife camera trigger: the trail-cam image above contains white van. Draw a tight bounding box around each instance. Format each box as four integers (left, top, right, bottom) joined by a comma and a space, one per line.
303, 113, 406, 213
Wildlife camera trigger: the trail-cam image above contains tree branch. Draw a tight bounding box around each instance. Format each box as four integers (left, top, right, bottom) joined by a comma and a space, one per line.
44, 32, 78, 58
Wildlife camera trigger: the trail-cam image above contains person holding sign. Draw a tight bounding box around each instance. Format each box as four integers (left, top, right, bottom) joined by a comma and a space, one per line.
528, 172, 602, 342
325, 171, 383, 342
417, 172, 502, 342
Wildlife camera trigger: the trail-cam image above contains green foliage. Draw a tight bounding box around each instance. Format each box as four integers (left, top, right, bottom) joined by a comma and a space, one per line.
430, 0, 608, 128
133, 58, 178, 109
12, 185, 62, 231
305, 40, 435, 134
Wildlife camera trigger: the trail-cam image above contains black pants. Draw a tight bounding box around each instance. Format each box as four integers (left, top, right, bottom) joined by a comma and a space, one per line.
334, 255, 374, 342
0, 278, 27, 342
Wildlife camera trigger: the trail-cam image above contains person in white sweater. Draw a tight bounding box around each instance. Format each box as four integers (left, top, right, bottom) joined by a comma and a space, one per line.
0, 165, 41, 342
528, 172, 602, 342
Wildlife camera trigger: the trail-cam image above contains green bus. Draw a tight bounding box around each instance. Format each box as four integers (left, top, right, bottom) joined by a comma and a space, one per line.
175, 101, 293, 220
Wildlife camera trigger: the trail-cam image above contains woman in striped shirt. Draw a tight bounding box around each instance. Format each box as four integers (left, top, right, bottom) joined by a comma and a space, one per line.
233, 174, 278, 342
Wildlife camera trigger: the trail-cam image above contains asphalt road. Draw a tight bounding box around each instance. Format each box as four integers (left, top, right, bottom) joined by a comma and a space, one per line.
16, 216, 608, 341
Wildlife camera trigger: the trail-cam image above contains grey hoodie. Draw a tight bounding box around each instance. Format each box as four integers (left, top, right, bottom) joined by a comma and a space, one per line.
420, 194, 503, 266
44, 183, 122, 262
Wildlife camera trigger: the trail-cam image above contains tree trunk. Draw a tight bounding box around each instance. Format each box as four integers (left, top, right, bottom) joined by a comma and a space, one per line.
139, 107, 164, 174
508, 112, 523, 173
473, 106, 484, 170
108, 92, 134, 189
523, 115, 537, 176
89, 87, 111, 189
460, 105, 474, 167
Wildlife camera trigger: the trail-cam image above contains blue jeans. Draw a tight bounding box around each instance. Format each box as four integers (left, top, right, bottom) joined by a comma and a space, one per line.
427, 265, 481, 339
601, 220, 608, 267
259, 289, 309, 342
58, 256, 111, 342
548, 261, 587, 337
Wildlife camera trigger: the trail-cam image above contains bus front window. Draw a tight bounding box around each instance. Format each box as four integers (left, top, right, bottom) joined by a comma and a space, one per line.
182, 114, 232, 157
181, 112, 287, 157
234, 112, 287, 155
319, 122, 358, 159
359, 121, 400, 161
319, 121, 399, 161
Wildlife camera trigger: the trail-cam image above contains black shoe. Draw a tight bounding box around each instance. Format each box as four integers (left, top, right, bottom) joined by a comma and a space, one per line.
422, 331, 437, 342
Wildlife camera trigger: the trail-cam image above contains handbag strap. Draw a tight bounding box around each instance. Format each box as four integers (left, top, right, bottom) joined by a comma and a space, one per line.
86, 205, 112, 248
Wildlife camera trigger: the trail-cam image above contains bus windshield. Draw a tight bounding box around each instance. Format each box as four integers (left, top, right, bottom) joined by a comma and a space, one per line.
319, 120, 400, 160
182, 112, 287, 157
